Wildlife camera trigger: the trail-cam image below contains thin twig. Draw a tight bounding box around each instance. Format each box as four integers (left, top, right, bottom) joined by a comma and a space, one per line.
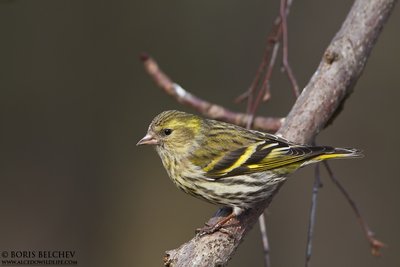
235, 19, 282, 104
280, 0, 300, 97
252, 42, 280, 114
262, 42, 280, 102
140, 54, 283, 132
258, 213, 271, 267
235, 0, 297, 136
305, 164, 323, 267
244, 39, 280, 129
235, 0, 296, 104
323, 161, 386, 256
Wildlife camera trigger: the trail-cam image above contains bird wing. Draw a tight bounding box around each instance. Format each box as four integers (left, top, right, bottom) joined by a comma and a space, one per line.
202, 137, 329, 179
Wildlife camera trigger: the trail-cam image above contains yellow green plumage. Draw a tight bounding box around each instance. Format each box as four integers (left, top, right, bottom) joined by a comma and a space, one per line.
138, 110, 362, 216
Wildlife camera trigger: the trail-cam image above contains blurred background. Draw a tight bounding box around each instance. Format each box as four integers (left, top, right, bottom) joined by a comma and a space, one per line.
0, 0, 399, 266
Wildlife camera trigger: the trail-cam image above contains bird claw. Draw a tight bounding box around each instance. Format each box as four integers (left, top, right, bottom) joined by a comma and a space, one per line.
195, 224, 217, 237
195, 222, 234, 238
195, 211, 237, 237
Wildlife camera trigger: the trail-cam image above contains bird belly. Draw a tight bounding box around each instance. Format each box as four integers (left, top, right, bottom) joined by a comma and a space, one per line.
177, 171, 286, 209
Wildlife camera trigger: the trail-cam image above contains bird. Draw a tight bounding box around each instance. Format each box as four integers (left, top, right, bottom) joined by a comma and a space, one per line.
137, 110, 362, 235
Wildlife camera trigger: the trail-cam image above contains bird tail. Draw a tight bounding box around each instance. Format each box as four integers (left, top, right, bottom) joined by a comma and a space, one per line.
312, 147, 363, 162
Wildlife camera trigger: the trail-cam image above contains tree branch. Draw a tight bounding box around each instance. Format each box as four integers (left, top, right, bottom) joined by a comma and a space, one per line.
163, 0, 396, 265
140, 54, 283, 132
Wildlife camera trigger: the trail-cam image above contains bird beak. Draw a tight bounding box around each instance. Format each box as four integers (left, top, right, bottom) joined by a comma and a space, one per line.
137, 134, 158, 146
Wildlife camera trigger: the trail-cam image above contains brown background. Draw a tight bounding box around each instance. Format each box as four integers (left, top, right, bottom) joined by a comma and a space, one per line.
0, 0, 399, 266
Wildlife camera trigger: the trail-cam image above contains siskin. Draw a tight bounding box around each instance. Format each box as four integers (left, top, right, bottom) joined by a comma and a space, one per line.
137, 110, 362, 234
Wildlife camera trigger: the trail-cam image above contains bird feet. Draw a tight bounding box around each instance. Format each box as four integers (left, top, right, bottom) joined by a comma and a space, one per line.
195, 213, 236, 237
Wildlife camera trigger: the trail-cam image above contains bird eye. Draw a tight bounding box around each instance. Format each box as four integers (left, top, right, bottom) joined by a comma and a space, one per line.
163, 128, 173, 136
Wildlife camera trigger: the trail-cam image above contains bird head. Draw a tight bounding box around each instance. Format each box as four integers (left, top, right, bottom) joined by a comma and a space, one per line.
137, 110, 202, 154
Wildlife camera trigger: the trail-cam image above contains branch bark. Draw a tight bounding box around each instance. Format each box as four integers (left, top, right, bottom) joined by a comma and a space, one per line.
163, 0, 397, 265
141, 54, 283, 133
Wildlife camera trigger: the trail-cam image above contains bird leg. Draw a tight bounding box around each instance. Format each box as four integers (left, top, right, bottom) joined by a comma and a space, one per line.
196, 212, 237, 237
